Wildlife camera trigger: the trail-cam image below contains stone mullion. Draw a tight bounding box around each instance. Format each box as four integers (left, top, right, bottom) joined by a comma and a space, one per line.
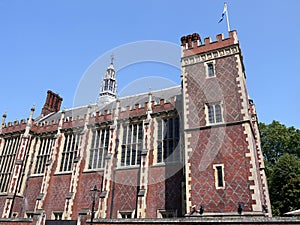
98, 126, 117, 218
34, 135, 62, 211
64, 131, 87, 219
64, 105, 92, 220
33, 137, 42, 175
35, 111, 65, 212
37, 138, 45, 174
2, 133, 30, 218
136, 120, 151, 218
4, 138, 14, 174
98, 100, 119, 219
1, 138, 11, 177
0, 138, 12, 192
18, 136, 37, 211
136, 93, 152, 218
0, 138, 6, 192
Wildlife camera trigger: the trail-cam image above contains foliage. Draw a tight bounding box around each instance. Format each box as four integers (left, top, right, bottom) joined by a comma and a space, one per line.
259, 121, 300, 166
259, 121, 300, 216
268, 154, 300, 215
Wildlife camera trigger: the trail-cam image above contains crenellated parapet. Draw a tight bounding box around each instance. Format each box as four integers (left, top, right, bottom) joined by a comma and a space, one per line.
88, 111, 113, 125
1, 119, 27, 134
62, 115, 86, 130
33, 120, 60, 134
181, 30, 239, 63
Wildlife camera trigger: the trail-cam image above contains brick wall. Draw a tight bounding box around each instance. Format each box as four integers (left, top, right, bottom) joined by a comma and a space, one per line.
182, 32, 266, 214
22, 176, 43, 212
71, 172, 104, 219
0, 195, 6, 216
112, 169, 139, 218
43, 174, 71, 220
147, 165, 183, 217
188, 125, 253, 212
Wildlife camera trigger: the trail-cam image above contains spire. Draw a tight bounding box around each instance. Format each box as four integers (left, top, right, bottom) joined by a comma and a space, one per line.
97, 54, 117, 106
110, 53, 114, 65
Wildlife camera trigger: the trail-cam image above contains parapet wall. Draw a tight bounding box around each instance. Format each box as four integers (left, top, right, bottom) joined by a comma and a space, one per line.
181, 30, 238, 57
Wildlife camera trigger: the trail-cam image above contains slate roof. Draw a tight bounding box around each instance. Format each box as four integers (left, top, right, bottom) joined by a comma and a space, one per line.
36, 85, 181, 124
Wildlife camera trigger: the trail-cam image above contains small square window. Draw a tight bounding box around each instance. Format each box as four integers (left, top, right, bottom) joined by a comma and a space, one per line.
207, 63, 215, 77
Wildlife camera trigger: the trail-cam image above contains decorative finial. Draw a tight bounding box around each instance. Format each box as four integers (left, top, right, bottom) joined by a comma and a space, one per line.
110, 53, 114, 65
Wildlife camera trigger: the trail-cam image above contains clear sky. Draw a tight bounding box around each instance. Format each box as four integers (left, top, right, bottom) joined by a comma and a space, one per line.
0, 0, 299, 128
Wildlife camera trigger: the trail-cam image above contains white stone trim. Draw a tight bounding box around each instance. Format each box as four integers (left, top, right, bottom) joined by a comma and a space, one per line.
117, 209, 135, 218
235, 54, 249, 121
181, 46, 239, 67
83, 130, 93, 171
243, 123, 262, 212
213, 164, 225, 189
153, 118, 158, 164
205, 60, 216, 78
157, 209, 177, 218
19, 137, 37, 195
205, 101, 224, 125
181, 66, 193, 212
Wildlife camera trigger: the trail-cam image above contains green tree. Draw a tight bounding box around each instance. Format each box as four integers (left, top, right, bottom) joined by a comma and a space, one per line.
259, 121, 300, 166
259, 121, 300, 216
268, 154, 300, 216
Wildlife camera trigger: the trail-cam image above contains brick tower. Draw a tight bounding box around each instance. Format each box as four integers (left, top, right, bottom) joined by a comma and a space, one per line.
181, 31, 271, 216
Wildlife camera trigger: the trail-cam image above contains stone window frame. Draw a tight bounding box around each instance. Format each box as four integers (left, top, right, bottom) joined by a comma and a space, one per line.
157, 209, 177, 218
52, 211, 64, 220
33, 136, 54, 174
120, 122, 143, 167
88, 127, 110, 170
213, 164, 225, 189
59, 132, 80, 172
206, 102, 223, 125
118, 210, 134, 218
0, 135, 20, 193
12, 212, 18, 218
26, 211, 34, 219
206, 60, 216, 78
155, 117, 180, 164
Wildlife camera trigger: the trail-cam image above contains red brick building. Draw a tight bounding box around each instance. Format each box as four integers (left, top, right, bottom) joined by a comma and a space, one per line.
0, 30, 278, 225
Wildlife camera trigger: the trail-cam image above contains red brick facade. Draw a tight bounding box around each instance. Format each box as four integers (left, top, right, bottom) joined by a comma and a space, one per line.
0, 30, 278, 225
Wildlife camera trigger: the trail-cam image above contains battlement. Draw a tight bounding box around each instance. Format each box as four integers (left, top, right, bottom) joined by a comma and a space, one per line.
1, 119, 28, 134
181, 30, 238, 57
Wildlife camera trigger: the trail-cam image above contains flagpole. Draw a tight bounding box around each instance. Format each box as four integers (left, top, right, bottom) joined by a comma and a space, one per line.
225, 2, 231, 32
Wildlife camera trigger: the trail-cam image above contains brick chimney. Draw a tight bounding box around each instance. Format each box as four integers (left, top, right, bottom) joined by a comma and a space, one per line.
41, 90, 63, 116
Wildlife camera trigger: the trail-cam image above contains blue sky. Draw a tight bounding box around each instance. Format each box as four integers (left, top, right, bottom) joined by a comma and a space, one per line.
0, 0, 299, 128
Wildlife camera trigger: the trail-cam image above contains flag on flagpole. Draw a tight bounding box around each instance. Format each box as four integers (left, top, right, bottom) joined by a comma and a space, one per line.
218, 2, 231, 31
218, 3, 227, 23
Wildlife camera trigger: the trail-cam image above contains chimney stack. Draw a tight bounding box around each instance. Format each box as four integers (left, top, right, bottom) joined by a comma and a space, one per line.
41, 90, 63, 116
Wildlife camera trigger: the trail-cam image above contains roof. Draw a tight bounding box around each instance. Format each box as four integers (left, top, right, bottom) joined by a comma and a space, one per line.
36, 85, 181, 124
